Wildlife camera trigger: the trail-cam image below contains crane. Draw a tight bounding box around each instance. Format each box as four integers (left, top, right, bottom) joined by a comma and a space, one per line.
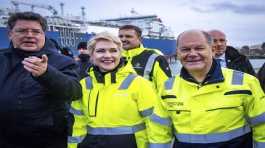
11, 0, 58, 15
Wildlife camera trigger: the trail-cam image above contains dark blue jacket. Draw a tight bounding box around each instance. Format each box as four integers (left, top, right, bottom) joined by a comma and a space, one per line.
258, 62, 265, 92
225, 46, 256, 76
77, 54, 91, 79
0, 40, 82, 147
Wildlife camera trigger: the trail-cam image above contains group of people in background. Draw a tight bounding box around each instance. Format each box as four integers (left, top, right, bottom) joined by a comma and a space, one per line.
0, 11, 265, 148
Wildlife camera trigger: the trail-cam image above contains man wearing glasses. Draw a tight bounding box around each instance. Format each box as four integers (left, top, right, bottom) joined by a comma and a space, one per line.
0, 12, 82, 148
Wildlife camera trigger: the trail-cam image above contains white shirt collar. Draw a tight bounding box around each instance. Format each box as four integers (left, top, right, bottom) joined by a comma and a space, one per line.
216, 53, 226, 67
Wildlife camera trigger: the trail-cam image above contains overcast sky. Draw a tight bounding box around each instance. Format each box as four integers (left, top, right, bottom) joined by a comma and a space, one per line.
1, 0, 265, 47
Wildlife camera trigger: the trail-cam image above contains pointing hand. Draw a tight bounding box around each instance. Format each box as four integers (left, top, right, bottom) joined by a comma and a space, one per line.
22, 54, 48, 77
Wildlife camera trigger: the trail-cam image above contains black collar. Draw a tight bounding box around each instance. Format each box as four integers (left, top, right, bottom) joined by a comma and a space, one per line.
92, 58, 127, 84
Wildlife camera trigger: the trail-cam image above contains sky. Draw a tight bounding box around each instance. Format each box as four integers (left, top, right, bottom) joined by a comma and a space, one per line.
1, 0, 265, 47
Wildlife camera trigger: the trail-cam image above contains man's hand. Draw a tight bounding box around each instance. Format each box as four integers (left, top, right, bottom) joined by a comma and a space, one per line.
22, 55, 48, 77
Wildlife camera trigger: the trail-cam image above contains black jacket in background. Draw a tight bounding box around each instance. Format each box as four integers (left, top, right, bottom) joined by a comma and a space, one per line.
258, 63, 265, 92
77, 54, 91, 79
225, 46, 256, 76
0, 40, 82, 148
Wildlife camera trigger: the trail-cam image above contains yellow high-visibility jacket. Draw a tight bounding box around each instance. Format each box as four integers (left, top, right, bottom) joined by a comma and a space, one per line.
68, 61, 172, 148
122, 45, 172, 91
161, 64, 265, 148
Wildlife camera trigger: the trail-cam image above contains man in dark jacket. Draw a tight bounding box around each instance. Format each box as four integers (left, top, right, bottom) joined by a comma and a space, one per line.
0, 12, 82, 148
75, 41, 91, 79
208, 29, 255, 76
258, 63, 265, 92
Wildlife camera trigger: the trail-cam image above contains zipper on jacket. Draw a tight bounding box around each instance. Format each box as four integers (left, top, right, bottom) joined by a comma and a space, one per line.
88, 91, 99, 117
197, 83, 202, 89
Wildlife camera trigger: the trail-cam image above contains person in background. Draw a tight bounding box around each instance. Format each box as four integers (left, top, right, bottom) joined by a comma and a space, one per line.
75, 41, 91, 79
68, 32, 171, 148
61, 47, 74, 58
161, 30, 265, 148
75, 41, 89, 61
0, 11, 82, 148
118, 25, 172, 91
257, 62, 265, 92
208, 29, 255, 76
49, 38, 62, 54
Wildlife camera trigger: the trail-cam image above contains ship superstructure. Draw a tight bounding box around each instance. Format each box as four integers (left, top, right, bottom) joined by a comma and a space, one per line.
0, 0, 176, 55
92, 14, 175, 39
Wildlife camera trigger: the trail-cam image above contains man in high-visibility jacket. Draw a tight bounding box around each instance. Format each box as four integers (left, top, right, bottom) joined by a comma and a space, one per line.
118, 25, 172, 91
161, 30, 265, 148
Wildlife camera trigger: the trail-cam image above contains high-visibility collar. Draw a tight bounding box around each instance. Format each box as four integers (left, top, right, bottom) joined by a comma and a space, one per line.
122, 44, 145, 59
88, 59, 135, 84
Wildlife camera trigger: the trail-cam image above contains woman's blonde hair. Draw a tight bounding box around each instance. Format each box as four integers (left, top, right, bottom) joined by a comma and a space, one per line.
87, 32, 122, 55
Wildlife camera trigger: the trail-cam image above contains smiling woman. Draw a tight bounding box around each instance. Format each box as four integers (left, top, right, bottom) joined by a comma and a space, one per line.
87, 32, 122, 72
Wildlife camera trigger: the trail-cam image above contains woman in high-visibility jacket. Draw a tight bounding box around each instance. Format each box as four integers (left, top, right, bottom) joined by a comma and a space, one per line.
68, 32, 172, 148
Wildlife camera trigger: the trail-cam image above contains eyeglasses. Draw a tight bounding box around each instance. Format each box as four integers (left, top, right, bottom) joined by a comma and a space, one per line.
13, 28, 44, 36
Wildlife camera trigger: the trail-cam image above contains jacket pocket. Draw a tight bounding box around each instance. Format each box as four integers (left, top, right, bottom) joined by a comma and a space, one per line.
224, 90, 252, 95
206, 100, 242, 112
205, 98, 244, 126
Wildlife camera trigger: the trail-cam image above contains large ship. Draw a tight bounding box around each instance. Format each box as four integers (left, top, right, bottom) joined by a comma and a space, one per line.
0, 0, 176, 55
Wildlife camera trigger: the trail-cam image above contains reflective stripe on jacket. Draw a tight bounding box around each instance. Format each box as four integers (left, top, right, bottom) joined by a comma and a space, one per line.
122, 45, 172, 90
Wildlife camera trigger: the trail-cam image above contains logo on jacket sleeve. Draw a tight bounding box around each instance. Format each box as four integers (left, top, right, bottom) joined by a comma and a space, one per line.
134, 63, 143, 69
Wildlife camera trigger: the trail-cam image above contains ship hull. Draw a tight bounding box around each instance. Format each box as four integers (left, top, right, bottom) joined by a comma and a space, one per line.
0, 27, 176, 55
